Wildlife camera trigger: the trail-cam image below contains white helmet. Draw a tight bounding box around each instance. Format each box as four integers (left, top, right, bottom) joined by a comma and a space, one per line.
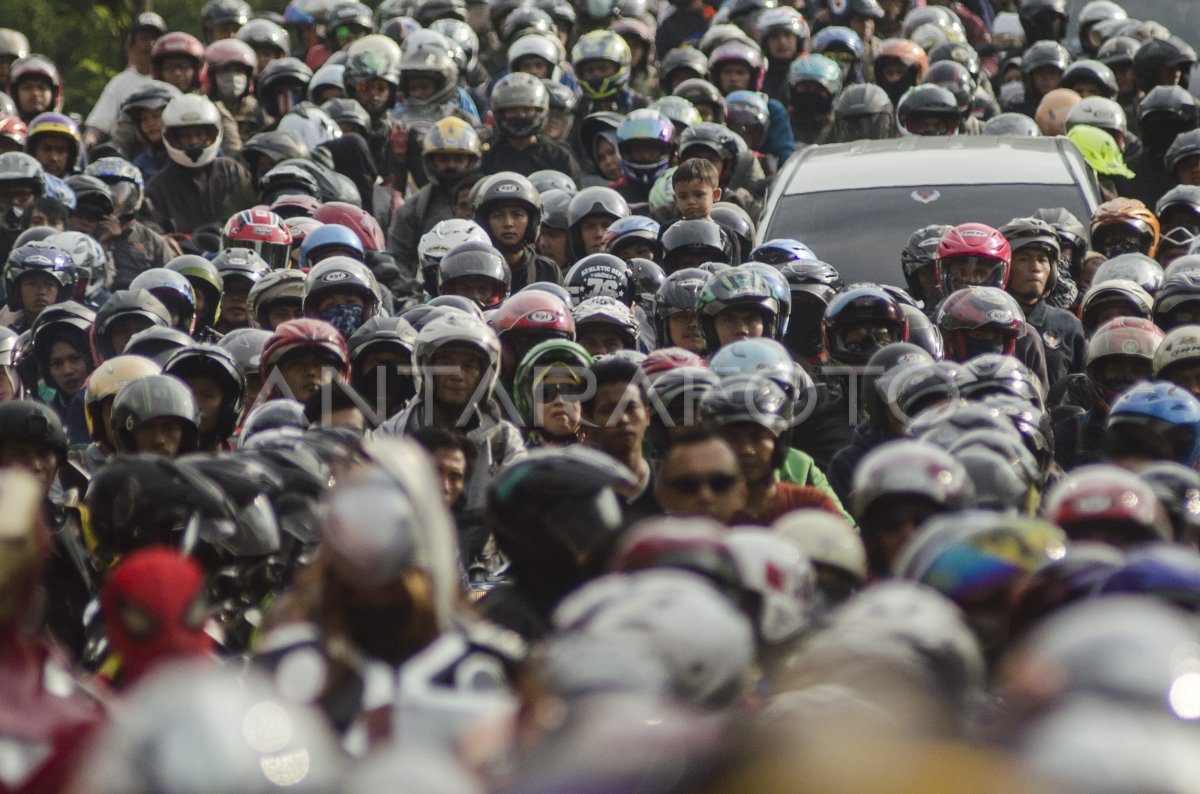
162, 94, 223, 168
827, 580, 986, 699
725, 527, 817, 647
418, 219, 490, 271
508, 33, 564, 80
276, 104, 341, 150
413, 312, 501, 403
308, 63, 345, 102
554, 569, 755, 709
773, 509, 868, 583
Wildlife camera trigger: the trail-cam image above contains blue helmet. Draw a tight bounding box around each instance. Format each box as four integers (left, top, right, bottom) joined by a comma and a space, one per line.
811, 26, 865, 85
742, 262, 792, 340
299, 223, 365, 269
750, 238, 817, 266
707, 337, 810, 401
3, 241, 76, 312
603, 215, 660, 257
1098, 543, 1200, 611
788, 53, 843, 99
42, 173, 76, 211
1108, 380, 1200, 467
616, 109, 674, 188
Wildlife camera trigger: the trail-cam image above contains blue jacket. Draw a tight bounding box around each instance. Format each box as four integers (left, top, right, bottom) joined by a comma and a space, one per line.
765, 98, 796, 165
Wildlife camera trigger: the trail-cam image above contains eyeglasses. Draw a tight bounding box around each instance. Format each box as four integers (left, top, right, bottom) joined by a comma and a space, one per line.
665, 472, 740, 495
537, 381, 585, 401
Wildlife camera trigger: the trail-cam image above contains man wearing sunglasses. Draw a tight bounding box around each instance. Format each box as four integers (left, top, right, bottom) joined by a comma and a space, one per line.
654, 431, 748, 525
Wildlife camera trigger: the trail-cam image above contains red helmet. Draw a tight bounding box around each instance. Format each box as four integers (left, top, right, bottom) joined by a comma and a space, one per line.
488, 291, 575, 376
0, 117, 26, 149
936, 286, 1025, 361
204, 39, 256, 99
1043, 464, 1170, 543
935, 222, 1012, 294
259, 317, 350, 384
222, 209, 293, 269
312, 201, 385, 251
641, 347, 707, 379
152, 33, 207, 90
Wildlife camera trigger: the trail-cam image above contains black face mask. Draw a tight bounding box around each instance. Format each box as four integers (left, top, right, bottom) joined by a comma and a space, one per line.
785, 312, 824, 358
791, 92, 834, 126
354, 365, 414, 418
1142, 116, 1193, 154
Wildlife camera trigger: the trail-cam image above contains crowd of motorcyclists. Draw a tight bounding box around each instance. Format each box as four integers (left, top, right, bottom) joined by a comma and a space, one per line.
0, 0, 1199, 790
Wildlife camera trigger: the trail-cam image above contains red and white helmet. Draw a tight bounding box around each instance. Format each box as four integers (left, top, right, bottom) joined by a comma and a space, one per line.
935, 222, 1012, 294
221, 208, 293, 269
725, 528, 817, 647
1043, 463, 1171, 543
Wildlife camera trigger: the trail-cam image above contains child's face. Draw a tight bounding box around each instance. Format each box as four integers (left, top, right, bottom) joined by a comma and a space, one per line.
673, 178, 720, 220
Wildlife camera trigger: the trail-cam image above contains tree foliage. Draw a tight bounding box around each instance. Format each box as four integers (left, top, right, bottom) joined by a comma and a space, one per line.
0, 0, 285, 117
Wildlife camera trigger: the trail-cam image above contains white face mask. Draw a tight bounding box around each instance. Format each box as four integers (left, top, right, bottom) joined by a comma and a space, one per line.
216, 71, 249, 103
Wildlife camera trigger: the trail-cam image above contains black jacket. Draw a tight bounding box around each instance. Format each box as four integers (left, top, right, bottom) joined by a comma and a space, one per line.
144, 157, 253, 234
482, 136, 583, 188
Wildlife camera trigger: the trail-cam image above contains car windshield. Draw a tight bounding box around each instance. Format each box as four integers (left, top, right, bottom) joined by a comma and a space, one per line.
761, 183, 1096, 287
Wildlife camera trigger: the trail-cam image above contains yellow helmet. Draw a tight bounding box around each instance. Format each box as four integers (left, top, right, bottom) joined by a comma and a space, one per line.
83, 354, 161, 443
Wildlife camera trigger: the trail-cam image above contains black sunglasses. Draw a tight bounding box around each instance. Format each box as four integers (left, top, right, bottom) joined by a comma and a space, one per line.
666, 472, 740, 495
537, 381, 586, 401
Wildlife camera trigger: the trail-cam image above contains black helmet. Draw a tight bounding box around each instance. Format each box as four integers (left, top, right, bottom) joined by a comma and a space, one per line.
93, 289, 172, 361
436, 241, 510, 308
660, 47, 709, 92
999, 216, 1062, 295
109, 373, 201, 454
0, 399, 67, 463
674, 79, 726, 125
821, 284, 909, 366
901, 224, 951, 303
1134, 37, 1197, 94
660, 219, 732, 273
1151, 271, 1200, 331
699, 374, 793, 466
162, 344, 245, 443
256, 57, 313, 115
1032, 206, 1089, 279
2, 241, 76, 312
29, 300, 94, 383
859, 342, 936, 429
1138, 85, 1199, 154
487, 445, 635, 594
960, 353, 1045, 407
1019, 0, 1068, 44
653, 267, 708, 345
84, 454, 233, 567
1138, 462, 1200, 544
1021, 40, 1071, 97
896, 84, 960, 136
473, 172, 542, 251
1062, 59, 1118, 99
122, 326, 196, 367
710, 203, 755, 264
567, 186, 629, 259
1098, 35, 1139, 70
258, 161, 320, 203
929, 41, 981, 83
1165, 132, 1200, 182
241, 130, 311, 179
923, 61, 975, 115
564, 253, 635, 306
347, 315, 417, 406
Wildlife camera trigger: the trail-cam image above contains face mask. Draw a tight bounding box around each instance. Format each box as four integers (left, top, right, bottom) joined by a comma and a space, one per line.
791, 92, 834, 123
318, 303, 367, 339
0, 205, 23, 231
215, 71, 249, 103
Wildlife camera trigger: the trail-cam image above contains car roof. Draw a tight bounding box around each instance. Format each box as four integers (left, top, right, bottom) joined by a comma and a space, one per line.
781, 136, 1088, 195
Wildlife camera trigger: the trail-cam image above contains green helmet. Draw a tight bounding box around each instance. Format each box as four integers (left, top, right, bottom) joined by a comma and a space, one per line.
649, 166, 677, 222
1067, 123, 1135, 179
513, 339, 594, 426
697, 270, 779, 353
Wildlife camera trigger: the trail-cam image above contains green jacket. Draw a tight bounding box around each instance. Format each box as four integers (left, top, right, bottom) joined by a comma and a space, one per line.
779, 447, 856, 526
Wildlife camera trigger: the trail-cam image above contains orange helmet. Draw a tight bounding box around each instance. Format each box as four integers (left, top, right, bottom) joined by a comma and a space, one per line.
1034, 87, 1081, 135
877, 38, 930, 79
1090, 197, 1161, 258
